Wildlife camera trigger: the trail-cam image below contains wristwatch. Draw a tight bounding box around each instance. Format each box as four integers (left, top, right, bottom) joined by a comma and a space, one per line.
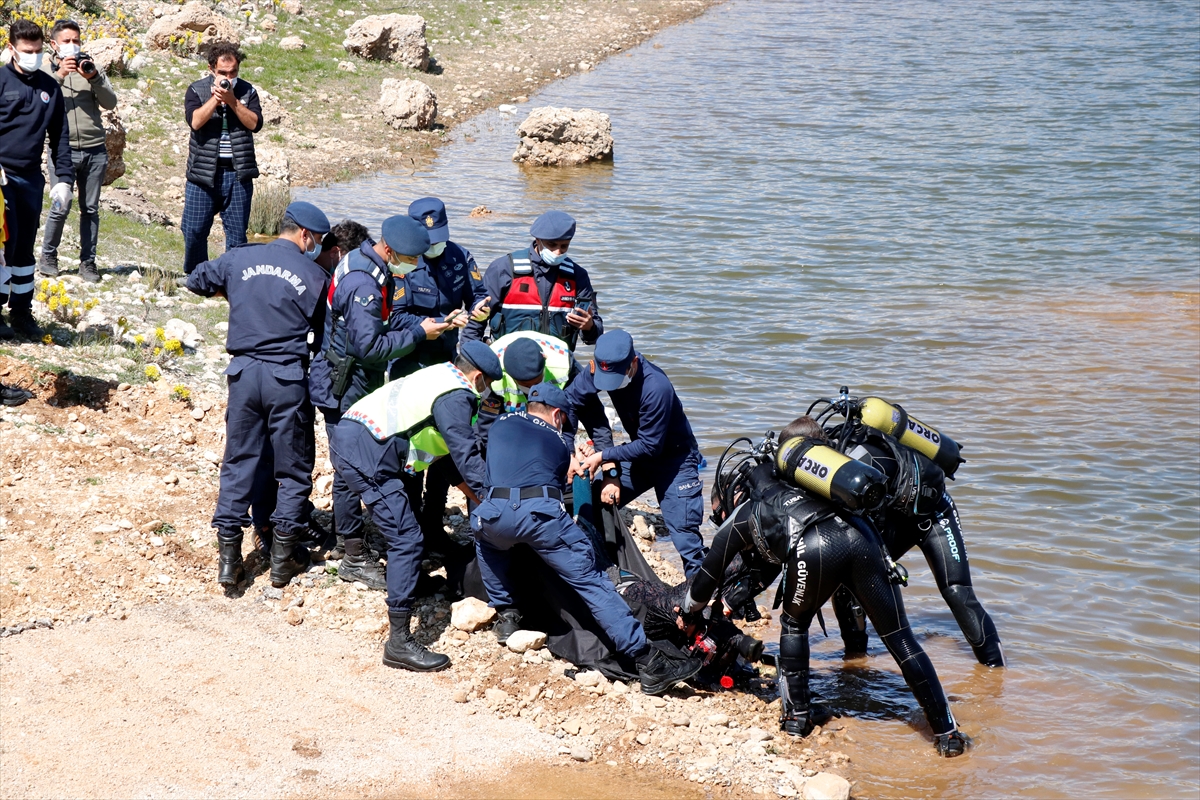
603, 467, 620, 480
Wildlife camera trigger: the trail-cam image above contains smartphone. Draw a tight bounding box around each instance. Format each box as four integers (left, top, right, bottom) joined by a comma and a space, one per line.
442, 308, 465, 323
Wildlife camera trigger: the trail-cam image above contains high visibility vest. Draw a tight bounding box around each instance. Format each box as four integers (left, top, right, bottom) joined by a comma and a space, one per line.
496, 248, 581, 348
342, 362, 478, 473
489, 331, 572, 413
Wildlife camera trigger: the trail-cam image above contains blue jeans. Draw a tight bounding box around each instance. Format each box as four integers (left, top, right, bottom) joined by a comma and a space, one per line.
181, 167, 253, 273
615, 449, 706, 577
41, 145, 108, 267
1, 168, 44, 311
472, 492, 649, 658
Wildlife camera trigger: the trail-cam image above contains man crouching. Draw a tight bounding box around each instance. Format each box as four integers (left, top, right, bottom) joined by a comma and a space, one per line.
471, 383, 702, 696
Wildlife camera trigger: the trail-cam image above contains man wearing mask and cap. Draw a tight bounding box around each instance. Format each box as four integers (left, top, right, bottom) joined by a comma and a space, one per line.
309, 215, 453, 590
462, 210, 601, 352
569, 329, 707, 578
186, 201, 332, 590
329, 339, 503, 672
0, 19, 74, 340
472, 383, 703, 695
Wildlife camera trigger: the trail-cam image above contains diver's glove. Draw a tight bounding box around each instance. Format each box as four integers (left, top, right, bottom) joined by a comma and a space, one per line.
934, 730, 970, 757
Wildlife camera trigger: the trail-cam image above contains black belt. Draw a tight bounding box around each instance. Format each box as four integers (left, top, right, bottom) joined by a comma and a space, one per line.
488, 486, 563, 501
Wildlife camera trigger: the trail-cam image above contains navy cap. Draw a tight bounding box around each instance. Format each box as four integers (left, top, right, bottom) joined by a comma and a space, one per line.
408, 197, 450, 244
380, 215, 430, 257
283, 201, 331, 236
503, 337, 546, 382
593, 329, 636, 391
527, 382, 570, 414
460, 340, 504, 383
530, 210, 576, 241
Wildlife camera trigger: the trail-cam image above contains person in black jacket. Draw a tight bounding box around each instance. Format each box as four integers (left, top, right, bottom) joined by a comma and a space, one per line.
181, 42, 262, 274
0, 19, 74, 340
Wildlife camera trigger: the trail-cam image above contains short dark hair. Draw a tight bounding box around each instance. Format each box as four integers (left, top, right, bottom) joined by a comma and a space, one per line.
206, 42, 244, 69
528, 401, 559, 418
324, 219, 370, 253
453, 354, 477, 375
49, 19, 80, 41
279, 216, 301, 235
9, 19, 44, 45
780, 415, 826, 443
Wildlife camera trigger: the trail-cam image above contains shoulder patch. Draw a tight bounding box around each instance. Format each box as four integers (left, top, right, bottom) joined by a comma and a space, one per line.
394, 287, 406, 301
470, 270, 482, 281
354, 294, 377, 307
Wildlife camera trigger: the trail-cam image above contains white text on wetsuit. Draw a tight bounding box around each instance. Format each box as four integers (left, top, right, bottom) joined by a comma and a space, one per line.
240, 264, 308, 295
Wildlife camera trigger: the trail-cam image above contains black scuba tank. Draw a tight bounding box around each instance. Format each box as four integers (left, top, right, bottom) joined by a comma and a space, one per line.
775, 437, 887, 512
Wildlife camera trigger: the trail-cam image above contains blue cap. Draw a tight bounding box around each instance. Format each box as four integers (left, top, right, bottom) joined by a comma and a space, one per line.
530, 210, 576, 241
527, 382, 570, 413
380, 215, 430, 257
503, 337, 546, 382
460, 340, 504, 382
283, 201, 331, 236
592, 329, 636, 391
408, 197, 450, 244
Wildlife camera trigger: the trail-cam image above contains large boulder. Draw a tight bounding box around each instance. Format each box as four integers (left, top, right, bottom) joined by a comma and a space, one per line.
102, 108, 126, 186
512, 107, 613, 166
257, 88, 289, 126
343, 14, 428, 71
147, 3, 240, 55
377, 78, 437, 130
86, 38, 127, 75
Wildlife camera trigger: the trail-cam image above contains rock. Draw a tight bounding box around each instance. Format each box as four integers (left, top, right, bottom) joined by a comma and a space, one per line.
279, 0, 303, 15
777, 783, 798, 798
263, 586, 283, 601
706, 713, 731, 727
180, 430, 196, 444
469, 206, 492, 217
286, 606, 305, 625
141, 519, 164, 533
92, 523, 120, 534
127, 53, 148, 73
163, 318, 202, 348
149, 536, 164, 547
506, 629, 547, 653
570, 747, 592, 763
87, 38, 126, 75
450, 597, 495, 631
203, 450, 220, 464
803, 773, 851, 800
562, 718, 582, 735
377, 78, 437, 131
631, 514, 654, 540
512, 106, 613, 166
452, 687, 469, 703
162, 473, 179, 485
259, 15, 277, 31
155, 574, 171, 585
147, 2, 240, 55
574, 671, 602, 687
278, 36, 306, 51
315, 474, 334, 495
343, 14, 428, 70
101, 108, 125, 186
337, 60, 357, 73
635, 732, 651, 745
498, 104, 517, 114
745, 727, 774, 742
256, 144, 291, 185
484, 688, 509, 705
257, 90, 290, 126
670, 714, 690, 727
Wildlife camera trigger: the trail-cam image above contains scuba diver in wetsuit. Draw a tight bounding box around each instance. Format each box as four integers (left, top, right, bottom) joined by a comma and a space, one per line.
801, 390, 1005, 667
690, 424, 969, 757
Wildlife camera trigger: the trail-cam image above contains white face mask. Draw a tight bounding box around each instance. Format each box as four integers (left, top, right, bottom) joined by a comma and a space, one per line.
539, 247, 567, 266
424, 241, 446, 259
14, 49, 43, 73
56, 43, 80, 59
614, 373, 634, 391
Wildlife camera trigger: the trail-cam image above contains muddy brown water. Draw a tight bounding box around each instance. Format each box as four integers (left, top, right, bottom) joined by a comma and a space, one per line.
302, 1, 1200, 796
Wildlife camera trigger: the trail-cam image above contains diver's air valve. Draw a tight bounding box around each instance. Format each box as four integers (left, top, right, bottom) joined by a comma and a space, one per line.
775, 437, 887, 512
858, 397, 965, 478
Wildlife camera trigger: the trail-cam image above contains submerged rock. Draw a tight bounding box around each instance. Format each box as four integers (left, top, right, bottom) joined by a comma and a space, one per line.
512, 106, 613, 166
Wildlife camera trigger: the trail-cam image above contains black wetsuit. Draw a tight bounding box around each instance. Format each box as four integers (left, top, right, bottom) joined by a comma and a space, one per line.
831, 427, 1005, 667
691, 463, 964, 754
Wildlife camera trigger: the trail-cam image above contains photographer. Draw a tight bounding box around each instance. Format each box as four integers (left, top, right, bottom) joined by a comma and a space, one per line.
181, 42, 262, 274
0, 19, 73, 340
38, 19, 117, 283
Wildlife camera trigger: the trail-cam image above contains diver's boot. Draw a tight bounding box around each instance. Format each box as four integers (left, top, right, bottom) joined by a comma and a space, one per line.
935, 730, 969, 757
338, 538, 386, 591
216, 530, 244, 586
382, 610, 450, 672
269, 528, 310, 588
779, 667, 834, 737
492, 608, 522, 646
636, 646, 704, 696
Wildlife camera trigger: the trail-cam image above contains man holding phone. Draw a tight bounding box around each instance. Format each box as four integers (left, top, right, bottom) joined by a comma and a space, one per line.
462, 210, 602, 353
38, 19, 116, 284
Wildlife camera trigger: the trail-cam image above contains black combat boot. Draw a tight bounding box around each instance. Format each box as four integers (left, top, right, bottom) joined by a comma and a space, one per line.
269, 528, 310, 588
338, 538, 386, 591
10, 310, 41, 341
636, 646, 704, 696
216, 530, 245, 586
492, 608, 522, 646
382, 610, 450, 672
0, 313, 13, 341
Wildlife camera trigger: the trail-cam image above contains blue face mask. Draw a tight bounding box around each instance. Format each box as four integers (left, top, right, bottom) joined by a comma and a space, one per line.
539, 247, 567, 266
304, 233, 320, 261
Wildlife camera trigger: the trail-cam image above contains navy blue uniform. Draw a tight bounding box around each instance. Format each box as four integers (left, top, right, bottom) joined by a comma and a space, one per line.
330, 389, 486, 612
462, 244, 603, 350
388, 242, 487, 378
568, 357, 706, 576
187, 239, 328, 539
471, 412, 647, 656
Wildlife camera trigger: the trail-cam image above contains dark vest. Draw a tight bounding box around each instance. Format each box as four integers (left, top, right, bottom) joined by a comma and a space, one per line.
185, 75, 259, 187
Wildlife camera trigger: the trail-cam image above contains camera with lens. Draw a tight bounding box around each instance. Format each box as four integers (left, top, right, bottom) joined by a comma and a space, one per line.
217, 77, 232, 90
78, 55, 95, 74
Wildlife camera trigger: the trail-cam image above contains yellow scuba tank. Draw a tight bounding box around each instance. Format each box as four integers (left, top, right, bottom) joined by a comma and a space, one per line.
858, 397, 965, 478
775, 437, 887, 512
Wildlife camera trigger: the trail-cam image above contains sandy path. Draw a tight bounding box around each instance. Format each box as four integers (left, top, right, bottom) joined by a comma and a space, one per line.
0, 600, 557, 799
